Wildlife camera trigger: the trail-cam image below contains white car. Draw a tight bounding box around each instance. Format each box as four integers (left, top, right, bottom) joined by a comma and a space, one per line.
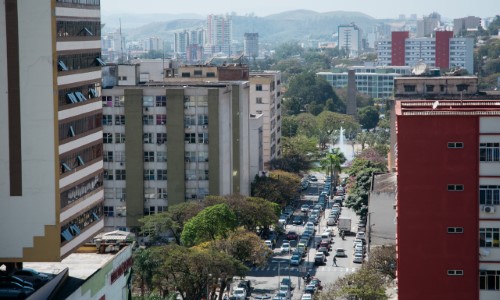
281, 242, 291, 254
335, 248, 347, 257
264, 240, 273, 249
353, 252, 364, 263
232, 287, 247, 300
273, 291, 290, 300
301, 293, 313, 300
356, 232, 366, 239
354, 244, 365, 254
305, 222, 315, 232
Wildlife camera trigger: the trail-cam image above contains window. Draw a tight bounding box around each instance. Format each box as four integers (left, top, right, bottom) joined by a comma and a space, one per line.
115, 115, 125, 125
114, 96, 124, 107
480, 228, 500, 247
115, 169, 126, 180
194, 70, 202, 76
103, 115, 112, 125
457, 84, 469, 92
116, 188, 126, 201
143, 96, 154, 107
157, 133, 167, 145
198, 151, 209, 162
448, 142, 464, 148
185, 133, 196, 143
157, 169, 167, 180
184, 115, 197, 126
156, 95, 166, 107
103, 151, 113, 162
143, 115, 154, 125
426, 85, 434, 92
447, 270, 463, 276
206, 72, 215, 78
104, 188, 114, 200
156, 114, 167, 125
256, 97, 263, 104
181, 72, 190, 78
157, 188, 167, 199
103, 133, 113, 143
404, 85, 416, 92
104, 169, 113, 180
256, 110, 263, 114
157, 151, 167, 162
104, 206, 114, 217
256, 84, 263, 91
447, 227, 464, 233
480, 270, 500, 290
185, 151, 197, 162
115, 151, 125, 163
448, 184, 464, 191
145, 206, 155, 215
115, 133, 125, 143
480, 185, 500, 205
480, 143, 500, 162
144, 151, 154, 162
198, 133, 209, 144
144, 169, 155, 180
158, 206, 168, 213
198, 115, 208, 126
143, 133, 153, 144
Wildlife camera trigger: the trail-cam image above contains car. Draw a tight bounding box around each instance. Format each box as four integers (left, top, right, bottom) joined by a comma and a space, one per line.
309, 175, 318, 182
353, 238, 366, 247
290, 254, 303, 266
327, 217, 337, 226
281, 242, 291, 254
304, 284, 317, 294
0, 281, 35, 298
309, 278, 323, 290
0, 275, 34, 289
238, 280, 251, 294
300, 204, 310, 212
356, 232, 366, 239
233, 287, 247, 299
301, 294, 313, 300
314, 253, 327, 265
353, 252, 364, 263
278, 217, 287, 227
286, 231, 299, 240
10, 268, 50, 288
305, 222, 315, 232
253, 296, 272, 300
335, 248, 347, 257
292, 216, 303, 225
279, 284, 293, 296
280, 277, 295, 290
354, 244, 365, 254
319, 241, 332, 251
273, 291, 290, 300
317, 246, 329, 256
264, 240, 274, 249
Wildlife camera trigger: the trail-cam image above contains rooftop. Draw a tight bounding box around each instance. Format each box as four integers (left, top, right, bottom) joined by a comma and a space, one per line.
396, 100, 500, 116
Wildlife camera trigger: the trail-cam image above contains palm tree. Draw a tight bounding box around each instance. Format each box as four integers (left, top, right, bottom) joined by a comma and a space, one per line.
320, 148, 346, 189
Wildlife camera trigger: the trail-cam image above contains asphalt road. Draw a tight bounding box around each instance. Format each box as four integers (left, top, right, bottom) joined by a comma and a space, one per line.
243, 173, 363, 300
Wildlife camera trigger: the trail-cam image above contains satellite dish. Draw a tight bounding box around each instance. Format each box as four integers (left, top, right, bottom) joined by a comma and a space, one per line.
412, 61, 428, 76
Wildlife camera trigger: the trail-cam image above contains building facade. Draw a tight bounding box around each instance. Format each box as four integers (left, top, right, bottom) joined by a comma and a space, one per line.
376, 31, 474, 73
416, 12, 441, 37
249, 72, 282, 168
454, 16, 482, 36
338, 23, 362, 58
396, 100, 500, 300
317, 66, 412, 99
205, 14, 232, 57
0, 0, 104, 262
101, 80, 252, 231
244, 33, 259, 58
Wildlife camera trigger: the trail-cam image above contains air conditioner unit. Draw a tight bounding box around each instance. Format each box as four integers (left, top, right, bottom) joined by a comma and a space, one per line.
203, 125, 208, 129
484, 206, 496, 213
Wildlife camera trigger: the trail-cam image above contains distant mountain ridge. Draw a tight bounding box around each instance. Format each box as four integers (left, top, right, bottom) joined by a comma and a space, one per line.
103, 10, 380, 44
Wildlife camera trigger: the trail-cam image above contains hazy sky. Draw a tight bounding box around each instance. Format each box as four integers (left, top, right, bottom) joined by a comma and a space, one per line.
101, 0, 497, 19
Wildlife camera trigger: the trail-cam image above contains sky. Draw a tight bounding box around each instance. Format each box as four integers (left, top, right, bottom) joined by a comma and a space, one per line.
101, 0, 498, 19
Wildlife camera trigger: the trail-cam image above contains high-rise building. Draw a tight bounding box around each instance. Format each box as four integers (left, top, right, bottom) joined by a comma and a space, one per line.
338, 23, 362, 58
174, 30, 190, 55
206, 14, 232, 57
244, 33, 259, 58
416, 12, 441, 37
0, 0, 104, 263
395, 97, 500, 299
101, 64, 256, 230
249, 71, 282, 167
376, 31, 474, 73
143, 37, 163, 52
454, 16, 482, 36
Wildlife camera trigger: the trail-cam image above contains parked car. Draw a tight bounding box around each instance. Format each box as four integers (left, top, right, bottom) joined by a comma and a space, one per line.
280, 278, 295, 290
0, 275, 34, 289
264, 240, 274, 249
292, 216, 303, 225
335, 248, 347, 257
281, 242, 291, 254
304, 284, 317, 294
314, 253, 327, 265
300, 204, 310, 212
356, 232, 366, 239
232, 287, 247, 300
309, 175, 318, 182
0, 281, 35, 298
279, 284, 293, 297
10, 268, 49, 288
327, 217, 337, 226
301, 293, 313, 300
317, 246, 329, 256
353, 252, 364, 263
238, 280, 251, 294
290, 254, 303, 266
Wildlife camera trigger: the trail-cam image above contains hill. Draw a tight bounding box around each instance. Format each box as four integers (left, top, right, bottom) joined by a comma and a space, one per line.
107, 10, 379, 44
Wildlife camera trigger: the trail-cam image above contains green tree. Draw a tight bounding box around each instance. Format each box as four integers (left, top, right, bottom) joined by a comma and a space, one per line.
181, 204, 237, 247
251, 170, 301, 208
318, 267, 388, 300
295, 113, 319, 137
268, 152, 311, 173
274, 41, 304, 60
359, 106, 380, 130
320, 149, 346, 188
281, 116, 299, 137
281, 134, 318, 157
133, 247, 163, 297
365, 245, 397, 280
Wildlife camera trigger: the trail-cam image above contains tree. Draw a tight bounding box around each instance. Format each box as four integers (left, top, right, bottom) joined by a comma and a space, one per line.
280, 134, 318, 157
359, 106, 380, 130
320, 149, 346, 188
365, 245, 397, 280
268, 152, 311, 174
251, 170, 301, 208
133, 247, 163, 297
295, 113, 319, 137
181, 204, 237, 247
281, 116, 299, 137
317, 111, 359, 149
317, 267, 388, 300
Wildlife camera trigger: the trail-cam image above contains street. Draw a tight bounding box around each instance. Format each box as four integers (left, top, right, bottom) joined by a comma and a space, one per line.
244, 173, 363, 299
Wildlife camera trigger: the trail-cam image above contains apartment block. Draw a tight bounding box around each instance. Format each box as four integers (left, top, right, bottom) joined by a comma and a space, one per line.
0, 0, 104, 262
338, 23, 362, 58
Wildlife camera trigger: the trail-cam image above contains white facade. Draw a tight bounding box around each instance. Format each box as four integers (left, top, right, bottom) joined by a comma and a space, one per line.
338, 24, 362, 58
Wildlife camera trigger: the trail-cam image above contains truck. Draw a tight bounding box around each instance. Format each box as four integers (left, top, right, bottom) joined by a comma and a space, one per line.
337, 217, 352, 234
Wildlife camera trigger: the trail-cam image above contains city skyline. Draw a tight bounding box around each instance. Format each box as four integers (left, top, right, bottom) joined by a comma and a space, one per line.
101, 0, 498, 20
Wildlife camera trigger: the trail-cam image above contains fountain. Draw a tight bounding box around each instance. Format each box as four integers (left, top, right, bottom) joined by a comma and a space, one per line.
331, 127, 355, 162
